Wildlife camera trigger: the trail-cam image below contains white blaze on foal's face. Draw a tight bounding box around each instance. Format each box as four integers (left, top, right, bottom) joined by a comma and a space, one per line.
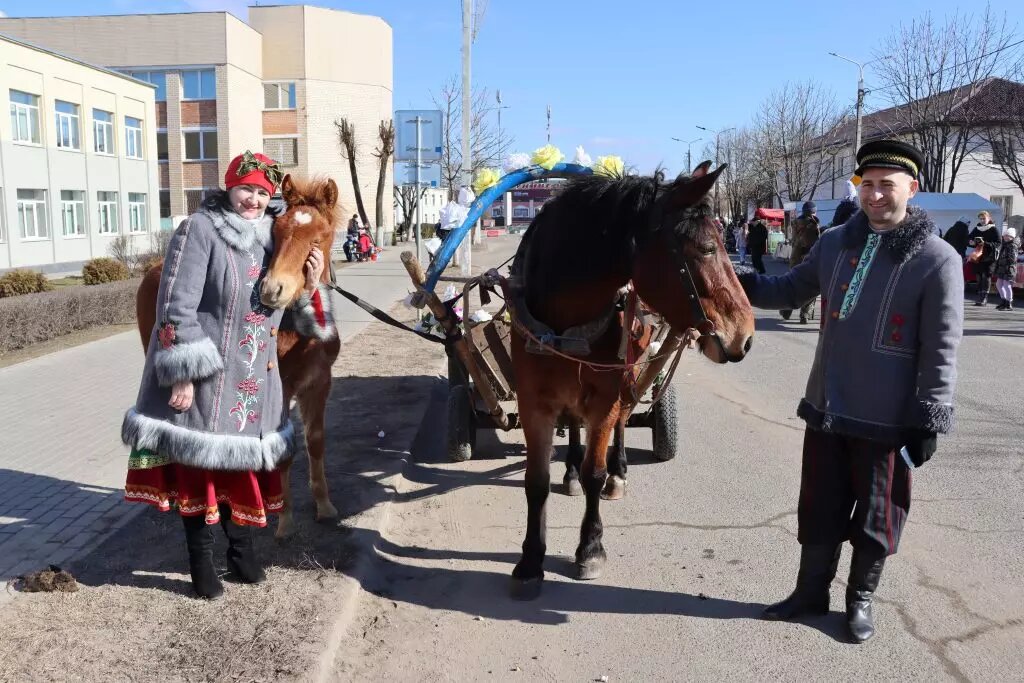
294, 211, 312, 226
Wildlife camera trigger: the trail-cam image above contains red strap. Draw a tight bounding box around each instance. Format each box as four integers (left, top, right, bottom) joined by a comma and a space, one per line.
312, 289, 327, 328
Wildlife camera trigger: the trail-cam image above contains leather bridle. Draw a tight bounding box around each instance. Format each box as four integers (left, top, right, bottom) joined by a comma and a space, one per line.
659, 223, 729, 359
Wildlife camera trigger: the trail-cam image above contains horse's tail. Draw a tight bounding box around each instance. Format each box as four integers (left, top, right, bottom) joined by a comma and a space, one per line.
136, 261, 162, 354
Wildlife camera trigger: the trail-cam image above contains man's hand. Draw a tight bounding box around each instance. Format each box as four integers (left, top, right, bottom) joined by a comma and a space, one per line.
903, 429, 937, 467
304, 246, 325, 293
170, 381, 194, 411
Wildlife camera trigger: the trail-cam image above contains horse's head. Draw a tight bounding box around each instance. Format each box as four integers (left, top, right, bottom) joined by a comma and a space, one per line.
260, 174, 341, 309
632, 162, 755, 363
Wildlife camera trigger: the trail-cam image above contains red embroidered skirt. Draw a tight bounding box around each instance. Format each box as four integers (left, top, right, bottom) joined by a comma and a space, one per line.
125, 448, 283, 527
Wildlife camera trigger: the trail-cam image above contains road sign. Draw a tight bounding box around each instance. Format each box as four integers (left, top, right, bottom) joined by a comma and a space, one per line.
394, 109, 443, 162
395, 161, 441, 187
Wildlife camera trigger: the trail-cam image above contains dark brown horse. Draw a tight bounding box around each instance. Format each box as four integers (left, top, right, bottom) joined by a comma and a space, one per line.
137, 175, 342, 539
508, 162, 755, 598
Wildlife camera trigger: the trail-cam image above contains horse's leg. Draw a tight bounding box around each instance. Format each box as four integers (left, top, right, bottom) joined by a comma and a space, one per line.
602, 419, 628, 500
563, 420, 584, 497
298, 380, 338, 522
275, 457, 296, 539
511, 404, 556, 600
576, 411, 615, 580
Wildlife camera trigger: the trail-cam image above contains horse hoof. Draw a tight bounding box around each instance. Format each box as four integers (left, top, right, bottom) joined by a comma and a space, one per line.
575, 559, 605, 581
510, 576, 543, 600
274, 519, 295, 540
564, 477, 584, 497
315, 501, 339, 522
600, 476, 627, 500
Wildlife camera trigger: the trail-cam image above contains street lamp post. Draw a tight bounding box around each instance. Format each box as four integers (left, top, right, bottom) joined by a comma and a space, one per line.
695, 125, 736, 218
828, 53, 890, 155
671, 136, 702, 171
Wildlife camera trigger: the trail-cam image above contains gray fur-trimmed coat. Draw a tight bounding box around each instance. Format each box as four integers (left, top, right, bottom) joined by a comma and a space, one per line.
740, 208, 964, 443
122, 207, 337, 471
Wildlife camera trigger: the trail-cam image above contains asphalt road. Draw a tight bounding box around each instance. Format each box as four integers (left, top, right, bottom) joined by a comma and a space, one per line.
336, 253, 1024, 682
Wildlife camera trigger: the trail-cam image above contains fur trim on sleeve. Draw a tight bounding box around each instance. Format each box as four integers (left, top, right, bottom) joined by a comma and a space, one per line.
153, 337, 224, 386
907, 400, 955, 434
291, 285, 338, 341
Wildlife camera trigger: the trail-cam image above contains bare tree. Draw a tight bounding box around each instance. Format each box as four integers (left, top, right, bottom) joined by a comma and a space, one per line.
713, 128, 777, 223
432, 76, 514, 200
335, 118, 369, 226
873, 6, 1021, 192
393, 184, 428, 243
373, 119, 395, 234
754, 80, 846, 204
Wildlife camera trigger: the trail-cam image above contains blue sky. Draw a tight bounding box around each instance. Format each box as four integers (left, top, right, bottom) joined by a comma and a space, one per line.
2, 0, 1023, 175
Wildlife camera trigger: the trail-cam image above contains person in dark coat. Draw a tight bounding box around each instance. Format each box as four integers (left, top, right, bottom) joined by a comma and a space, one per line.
994, 228, 1020, 311
943, 217, 970, 257
968, 211, 1001, 305
830, 197, 859, 229
738, 140, 964, 644
746, 219, 769, 273
781, 201, 822, 323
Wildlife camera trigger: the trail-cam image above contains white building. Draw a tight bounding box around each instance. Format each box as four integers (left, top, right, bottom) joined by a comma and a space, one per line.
0, 34, 160, 273
394, 186, 449, 228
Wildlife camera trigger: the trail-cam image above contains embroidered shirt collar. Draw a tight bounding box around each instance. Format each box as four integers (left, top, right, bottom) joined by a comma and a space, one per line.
842, 207, 935, 263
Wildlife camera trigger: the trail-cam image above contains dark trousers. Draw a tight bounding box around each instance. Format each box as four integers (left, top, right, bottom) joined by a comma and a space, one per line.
798, 427, 911, 557
751, 250, 766, 274
976, 268, 992, 300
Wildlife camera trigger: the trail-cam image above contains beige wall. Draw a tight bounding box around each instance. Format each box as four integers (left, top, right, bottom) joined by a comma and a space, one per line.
248, 5, 306, 81
0, 36, 160, 272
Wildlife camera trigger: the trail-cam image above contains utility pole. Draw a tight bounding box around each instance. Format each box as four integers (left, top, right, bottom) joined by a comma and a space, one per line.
671, 136, 702, 172
546, 104, 551, 143
695, 125, 735, 217
461, 0, 473, 272
829, 53, 890, 160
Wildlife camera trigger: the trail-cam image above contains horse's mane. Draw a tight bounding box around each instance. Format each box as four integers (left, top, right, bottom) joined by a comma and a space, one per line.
517, 170, 712, 297
284, 175, 343, 229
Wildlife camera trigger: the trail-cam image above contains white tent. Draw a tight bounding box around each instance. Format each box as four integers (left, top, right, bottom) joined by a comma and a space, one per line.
787, 193, 1003, 235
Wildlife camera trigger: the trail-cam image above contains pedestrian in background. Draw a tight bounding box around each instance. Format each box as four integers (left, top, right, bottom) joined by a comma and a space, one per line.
830, 196, 859, 230
747, 219, 769, 274
943, 216, 971, 257
994, 227, 1020, 311
738, 140, 964, 644
735, 222, 748, 265
968, 211, 1001, 306
781, 201, 821, 324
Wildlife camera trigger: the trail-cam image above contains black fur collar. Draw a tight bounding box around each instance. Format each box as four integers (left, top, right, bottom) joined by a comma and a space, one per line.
841, 207, 934, 263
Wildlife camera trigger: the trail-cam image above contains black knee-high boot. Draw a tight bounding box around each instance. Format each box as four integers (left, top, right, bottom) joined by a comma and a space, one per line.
846, 550, 886, 643
762, 544, 841, 620
182, 514, 224, 599
219, 504, 266, 584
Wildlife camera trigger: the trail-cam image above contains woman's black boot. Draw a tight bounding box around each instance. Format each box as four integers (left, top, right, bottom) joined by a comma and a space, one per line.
846, 551, 886, 643
182, 515, 224, 599
219, 504, 266, 584
762, 544, 841, 620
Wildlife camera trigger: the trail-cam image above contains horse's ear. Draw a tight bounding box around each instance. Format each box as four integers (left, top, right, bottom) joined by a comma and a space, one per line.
281, 174, 299, 206
690, 160, 713, 179
668, 163, 727, 209
319, 178, 339, 210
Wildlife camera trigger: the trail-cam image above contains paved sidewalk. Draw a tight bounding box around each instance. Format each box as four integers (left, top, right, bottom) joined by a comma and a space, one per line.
0, 245, 451, 585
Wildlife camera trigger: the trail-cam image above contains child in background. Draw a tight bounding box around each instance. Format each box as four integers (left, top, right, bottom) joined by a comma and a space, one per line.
994, 227, 1020, 311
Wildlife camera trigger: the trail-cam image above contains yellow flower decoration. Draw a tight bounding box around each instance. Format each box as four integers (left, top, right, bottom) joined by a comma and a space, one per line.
593, 155, 625, 178
472, 167, 501, 195
531, 144, 564, 170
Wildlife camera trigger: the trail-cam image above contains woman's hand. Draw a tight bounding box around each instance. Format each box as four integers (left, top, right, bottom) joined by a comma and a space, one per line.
304, 246, 325, 293
170, 381, 194, 411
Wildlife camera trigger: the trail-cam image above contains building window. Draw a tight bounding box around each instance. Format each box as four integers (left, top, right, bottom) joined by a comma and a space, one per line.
17, 189, 48, 239
491, 206, 503, 218
61, 190, 87, 237
54, 100, 81, 150
126, 71, 167, 102
990, 195, 1013, 223
125, 117, 144, 159
263, 137, 297, 166
128, 193, 147, 233
97, 191, 119, 234
182, 69, 216, 100
992, 141, 1015, 166
185, 188, 215, 214
184, 130, 217, 161
93, 109, 115, 155
156, 130, 168, 161
10, 90, 41, 144
513, 206, 529, 219
159, 189, 171, 219
263, 82, 296, 110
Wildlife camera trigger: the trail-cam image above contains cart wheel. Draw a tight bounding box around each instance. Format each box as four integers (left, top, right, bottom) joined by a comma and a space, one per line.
447, 385, 476, 462
651, 382, 678, 462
